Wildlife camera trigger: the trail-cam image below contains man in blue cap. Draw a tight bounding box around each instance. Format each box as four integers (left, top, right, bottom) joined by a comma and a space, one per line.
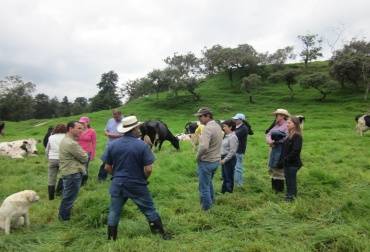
232, 113, 252, 187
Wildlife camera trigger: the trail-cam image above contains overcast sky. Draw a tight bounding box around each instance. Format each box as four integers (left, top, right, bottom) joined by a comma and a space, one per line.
0, 0, 369, 100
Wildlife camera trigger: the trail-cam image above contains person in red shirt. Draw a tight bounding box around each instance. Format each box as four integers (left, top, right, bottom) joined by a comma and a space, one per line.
78, 117, 97, 186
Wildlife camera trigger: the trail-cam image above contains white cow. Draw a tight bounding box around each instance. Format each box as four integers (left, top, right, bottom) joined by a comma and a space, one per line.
0, 139, 38, 159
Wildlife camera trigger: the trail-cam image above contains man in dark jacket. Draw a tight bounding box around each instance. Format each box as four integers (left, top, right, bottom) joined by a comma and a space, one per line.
232, 113, 251, 187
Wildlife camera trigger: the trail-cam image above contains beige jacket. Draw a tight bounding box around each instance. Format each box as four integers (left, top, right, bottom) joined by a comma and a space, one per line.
59, 135, 88, 176
197, 120, 224, 162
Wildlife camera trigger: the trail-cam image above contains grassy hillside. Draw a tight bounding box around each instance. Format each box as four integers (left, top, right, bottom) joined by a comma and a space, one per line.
1, 62, 370, 252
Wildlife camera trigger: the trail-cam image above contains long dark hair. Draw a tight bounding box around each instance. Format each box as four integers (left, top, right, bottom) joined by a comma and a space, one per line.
288, 116, 302, 138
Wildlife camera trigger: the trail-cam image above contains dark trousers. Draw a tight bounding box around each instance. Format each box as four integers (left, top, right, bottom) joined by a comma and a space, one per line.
108, 189, 160, 226
221, 156, 236, 193
58, 173, 82, 220
284, 166, 299, 199
98, 162, 108, 181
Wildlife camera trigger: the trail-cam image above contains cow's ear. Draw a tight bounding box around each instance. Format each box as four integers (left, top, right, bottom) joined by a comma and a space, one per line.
23, 141, 28, 144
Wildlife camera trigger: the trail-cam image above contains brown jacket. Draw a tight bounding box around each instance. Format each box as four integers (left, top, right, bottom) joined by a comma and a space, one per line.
197, 120, 223, 162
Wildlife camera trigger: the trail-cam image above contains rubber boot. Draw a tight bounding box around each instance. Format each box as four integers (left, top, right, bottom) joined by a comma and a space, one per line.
55, 178, 63, 196
81, 174, 88, 187
149, 218, 172, 240
48, 185, 55, 200
275, 179, 284, 192
107, 225, 118, 241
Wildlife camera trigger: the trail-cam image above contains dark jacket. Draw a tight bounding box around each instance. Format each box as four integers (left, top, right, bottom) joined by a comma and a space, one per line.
235, 124, 249, 154
281, 134, 303, 168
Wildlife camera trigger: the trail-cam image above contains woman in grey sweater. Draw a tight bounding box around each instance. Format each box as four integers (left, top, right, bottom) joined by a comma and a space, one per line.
220, 120, 239, 193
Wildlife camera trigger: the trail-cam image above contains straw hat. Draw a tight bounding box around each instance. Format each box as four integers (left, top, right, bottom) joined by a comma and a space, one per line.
272, 108, 290, 117
117, 116, 142, 133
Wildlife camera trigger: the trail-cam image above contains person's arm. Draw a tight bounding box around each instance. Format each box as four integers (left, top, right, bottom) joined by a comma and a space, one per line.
71, 142, 88, 163
45, 141, 50, 159
90, 130, 97, 160
284, 135, 302, 163
105, 164, 113, 174
196, 126, 211, 161
142, 144, 155, 178
144, 164, 153, 178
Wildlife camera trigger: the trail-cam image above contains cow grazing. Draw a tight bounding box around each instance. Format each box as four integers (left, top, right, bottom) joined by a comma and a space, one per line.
140, 120, 179, 151
355, 114, 370, 136
0, 122, 5, 135
43, 126, 54, 148
0, 139, 38, 159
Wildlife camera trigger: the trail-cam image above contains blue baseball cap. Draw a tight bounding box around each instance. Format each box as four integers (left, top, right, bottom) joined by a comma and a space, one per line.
232, 113, 246, 121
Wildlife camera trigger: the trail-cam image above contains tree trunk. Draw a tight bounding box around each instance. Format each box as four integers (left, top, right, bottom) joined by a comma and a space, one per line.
249, 95, 254, 104
362, 62, 369, 100
228, 69, 233, 86
315, 87, 328, 101
287, 84, 294, 100
188, 89, 200, 101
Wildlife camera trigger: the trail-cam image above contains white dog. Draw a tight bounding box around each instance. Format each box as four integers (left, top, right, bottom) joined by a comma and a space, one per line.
0, 190, 40, 235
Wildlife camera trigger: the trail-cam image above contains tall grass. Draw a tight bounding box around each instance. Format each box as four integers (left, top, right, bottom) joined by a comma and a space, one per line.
0, 65, 369, 251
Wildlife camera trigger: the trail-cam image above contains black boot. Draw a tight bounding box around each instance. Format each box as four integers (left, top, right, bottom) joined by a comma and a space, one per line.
272, 179, 284, 193
107, 225, 118, 241
81, 174, 88, 187
276, 179, 284, 192
149, 218, 172, 240
55, 179, 63, 196
48, 185, 55, 200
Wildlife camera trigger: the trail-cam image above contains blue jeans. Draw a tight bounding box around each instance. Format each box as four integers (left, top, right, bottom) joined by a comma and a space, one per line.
58, 173, 82, 220
107, 187, 160, 226
234, 153, 244, 186
222, 156, 236, 193
284, 166, 299, 199
197, 161, 219, 210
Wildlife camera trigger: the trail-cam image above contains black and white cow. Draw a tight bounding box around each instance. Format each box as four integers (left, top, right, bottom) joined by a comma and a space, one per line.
355, 114, 370, 136
140, 120, 180, 151
0, 139, 38, 159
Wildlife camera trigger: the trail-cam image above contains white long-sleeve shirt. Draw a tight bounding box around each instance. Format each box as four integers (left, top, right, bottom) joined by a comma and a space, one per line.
46, 133, 65, 160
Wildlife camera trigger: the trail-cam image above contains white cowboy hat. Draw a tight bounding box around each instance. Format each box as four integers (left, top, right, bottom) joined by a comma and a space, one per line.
117, 116, 143, 133
272, 108, 290, 117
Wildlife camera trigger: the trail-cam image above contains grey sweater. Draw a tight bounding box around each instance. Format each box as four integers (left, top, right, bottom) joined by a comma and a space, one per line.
221, 132, 238, 162
197, 120, 224, 162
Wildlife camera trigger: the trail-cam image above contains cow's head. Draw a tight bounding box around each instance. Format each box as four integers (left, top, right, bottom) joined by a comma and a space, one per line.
21, 139, 38, 155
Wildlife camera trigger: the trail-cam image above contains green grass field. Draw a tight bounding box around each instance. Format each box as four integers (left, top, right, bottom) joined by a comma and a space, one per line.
1, 63, 370, 251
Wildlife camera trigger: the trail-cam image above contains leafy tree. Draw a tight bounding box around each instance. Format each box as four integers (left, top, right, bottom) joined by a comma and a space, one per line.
241, 74, 262, 103
267, 46, 295, 69
268, 69, 300, 99
300, 73, 337, 101
49, 97, 60, 118
59, 96, 71, 116
90, 71, 122, 111
0, 75, 35, 121
147, 69, 171, 99
329, 39, 370, 99
33, 93, 53, 119
298, 34, 323, 67
121, 77, 153, 101
164, 52, 202, 99
71, 97, 88, 115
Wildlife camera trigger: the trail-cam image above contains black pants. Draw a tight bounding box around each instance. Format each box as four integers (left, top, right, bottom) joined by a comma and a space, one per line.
284, 166, 299, 199
221, 156, 236, 193
98, 162, 108, 181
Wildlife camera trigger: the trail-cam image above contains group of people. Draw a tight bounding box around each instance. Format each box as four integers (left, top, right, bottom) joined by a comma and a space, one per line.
43, 106, 303, 241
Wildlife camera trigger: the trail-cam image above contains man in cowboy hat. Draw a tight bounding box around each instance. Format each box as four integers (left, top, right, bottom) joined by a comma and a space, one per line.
104, 115, 171, 241
194, 107, 224, 211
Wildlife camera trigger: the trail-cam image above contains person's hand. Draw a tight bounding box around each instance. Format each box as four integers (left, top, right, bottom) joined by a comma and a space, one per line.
220, 159, 225, 165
